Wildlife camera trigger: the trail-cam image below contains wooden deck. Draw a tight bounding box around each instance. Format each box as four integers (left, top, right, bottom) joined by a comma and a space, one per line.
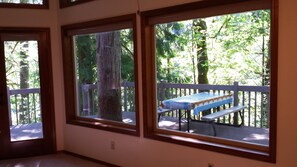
10, 123, 43, 141
159, 116, 269, 146
10, 113, 268, 146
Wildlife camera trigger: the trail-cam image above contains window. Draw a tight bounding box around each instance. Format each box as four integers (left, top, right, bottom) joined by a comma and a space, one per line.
61, 14, 139, 136
141, 0, 278, 162
59, 0, 94, 8
0, 0, 48, 9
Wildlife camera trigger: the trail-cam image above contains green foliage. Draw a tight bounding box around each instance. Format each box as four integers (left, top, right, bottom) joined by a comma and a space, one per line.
74, 29, 135, 86
120, 29, 135, 82
155, 10, 271, 86
4, 41, 40, 89
75, 34, 97, 84
155, 22, 192, 83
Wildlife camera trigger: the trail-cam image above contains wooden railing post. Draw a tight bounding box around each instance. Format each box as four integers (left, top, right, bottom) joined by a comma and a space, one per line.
233, 81, 239, 126
123, 80, 128, 112
7, 87, 12, 126
159, 81, 165, 105
82, 84, 91, 115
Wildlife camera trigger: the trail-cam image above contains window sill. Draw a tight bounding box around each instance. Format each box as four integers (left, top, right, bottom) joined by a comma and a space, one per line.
67, 118, 139, 136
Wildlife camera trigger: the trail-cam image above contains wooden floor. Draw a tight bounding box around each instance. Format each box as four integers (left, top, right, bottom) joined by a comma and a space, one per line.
10, 113, 269, 146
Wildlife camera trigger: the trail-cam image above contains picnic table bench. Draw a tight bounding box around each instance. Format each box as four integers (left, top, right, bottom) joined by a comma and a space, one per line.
201, 105, 246, 136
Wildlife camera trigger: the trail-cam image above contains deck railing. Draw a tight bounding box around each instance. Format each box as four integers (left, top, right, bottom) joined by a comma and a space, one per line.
7, 87, 41, 126
157, 81, 270, 128
7, 81, 270, 128
80, 81, 269, 128
80, 80, 135, 116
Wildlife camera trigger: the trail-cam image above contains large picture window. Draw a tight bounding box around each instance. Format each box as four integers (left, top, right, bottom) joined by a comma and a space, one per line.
61, 14, 139, 136
0, 0, 48, 9
142, 0, 277, 162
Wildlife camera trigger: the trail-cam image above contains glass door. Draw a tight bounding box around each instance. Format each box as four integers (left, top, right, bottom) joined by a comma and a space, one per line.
0, 28, 55, 159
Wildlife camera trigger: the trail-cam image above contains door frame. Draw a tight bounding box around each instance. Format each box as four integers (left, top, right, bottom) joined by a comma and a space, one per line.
0, 27, 56, 159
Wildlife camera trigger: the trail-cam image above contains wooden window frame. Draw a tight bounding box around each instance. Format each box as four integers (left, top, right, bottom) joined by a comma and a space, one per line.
61, 14, 140, 136
59, 0, 94, 8
0, 0, 48, 9
141, 0, 278, 162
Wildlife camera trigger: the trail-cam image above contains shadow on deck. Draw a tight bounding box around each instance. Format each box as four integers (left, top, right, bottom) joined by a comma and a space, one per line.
10, 123, 43, 142
159, 116, 269, 146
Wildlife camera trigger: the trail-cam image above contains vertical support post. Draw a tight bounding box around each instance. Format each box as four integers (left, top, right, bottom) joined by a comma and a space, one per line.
27, 94, 31, 124
233, 81, 239, 126
82, 84, 91, 116
7, 87, 12, 126
123, 80, 128, 112
267, 92, 270, 127
160, 80, 165, 105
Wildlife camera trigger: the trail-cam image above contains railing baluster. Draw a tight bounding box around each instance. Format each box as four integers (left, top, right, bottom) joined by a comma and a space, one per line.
7, 87, 12, 126
254, 92, 257, 128
27, 94, 31, 124
233, 82, 239, 126
242, 91, 245, 126
132, 87, 135, 111
33, 93, 37, 123
21, 94, 24, 124
260, 92, 263, 128
15, 94, 18, 125
38, 92, 42, 122
248, 91, 251, 127
123, 80, 128, 112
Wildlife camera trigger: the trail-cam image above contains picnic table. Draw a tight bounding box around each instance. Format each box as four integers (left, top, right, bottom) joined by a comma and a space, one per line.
159, 92, 233, 132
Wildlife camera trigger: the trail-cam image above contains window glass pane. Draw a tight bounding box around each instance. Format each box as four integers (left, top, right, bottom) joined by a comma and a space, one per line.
73, 28, 135, 125
156, 10, 270, 146
4, 40, 43, 141
0, 0, 43, 4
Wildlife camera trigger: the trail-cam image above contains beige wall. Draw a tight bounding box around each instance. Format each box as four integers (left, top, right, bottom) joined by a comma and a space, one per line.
59, 0, 297, 166
2, 0, 297, 166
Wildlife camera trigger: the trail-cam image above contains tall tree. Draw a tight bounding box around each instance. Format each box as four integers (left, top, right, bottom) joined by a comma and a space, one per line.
193, 19, 209, 84
96, 32, 122, 121
19, 41, 30, 123
19, 42, 29, 89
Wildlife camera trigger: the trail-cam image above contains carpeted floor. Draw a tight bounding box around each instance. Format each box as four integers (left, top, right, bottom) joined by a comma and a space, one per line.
0, 153, 108, 167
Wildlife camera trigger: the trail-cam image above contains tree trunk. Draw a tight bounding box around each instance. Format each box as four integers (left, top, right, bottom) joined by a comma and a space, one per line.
20, 42, 29, 89
193, 19, 209, 85
19, 41, 29, 123
96, 32, 122, 121
193, 19, 209, 115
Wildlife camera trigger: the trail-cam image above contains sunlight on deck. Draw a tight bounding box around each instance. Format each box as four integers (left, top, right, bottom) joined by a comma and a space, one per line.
158, 116, 269, 146
10, 123, 43, 142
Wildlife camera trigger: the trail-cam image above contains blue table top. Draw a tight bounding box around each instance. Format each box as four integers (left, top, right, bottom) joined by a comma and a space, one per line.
162, 92, 233, 115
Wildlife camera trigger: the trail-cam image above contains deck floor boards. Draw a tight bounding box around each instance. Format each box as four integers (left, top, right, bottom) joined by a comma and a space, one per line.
158, 116, 269, 146
10, 113, 268, 146
10, 123, 43, 141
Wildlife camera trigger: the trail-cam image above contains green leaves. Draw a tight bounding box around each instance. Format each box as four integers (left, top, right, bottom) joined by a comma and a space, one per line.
155, 10, 271, 86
